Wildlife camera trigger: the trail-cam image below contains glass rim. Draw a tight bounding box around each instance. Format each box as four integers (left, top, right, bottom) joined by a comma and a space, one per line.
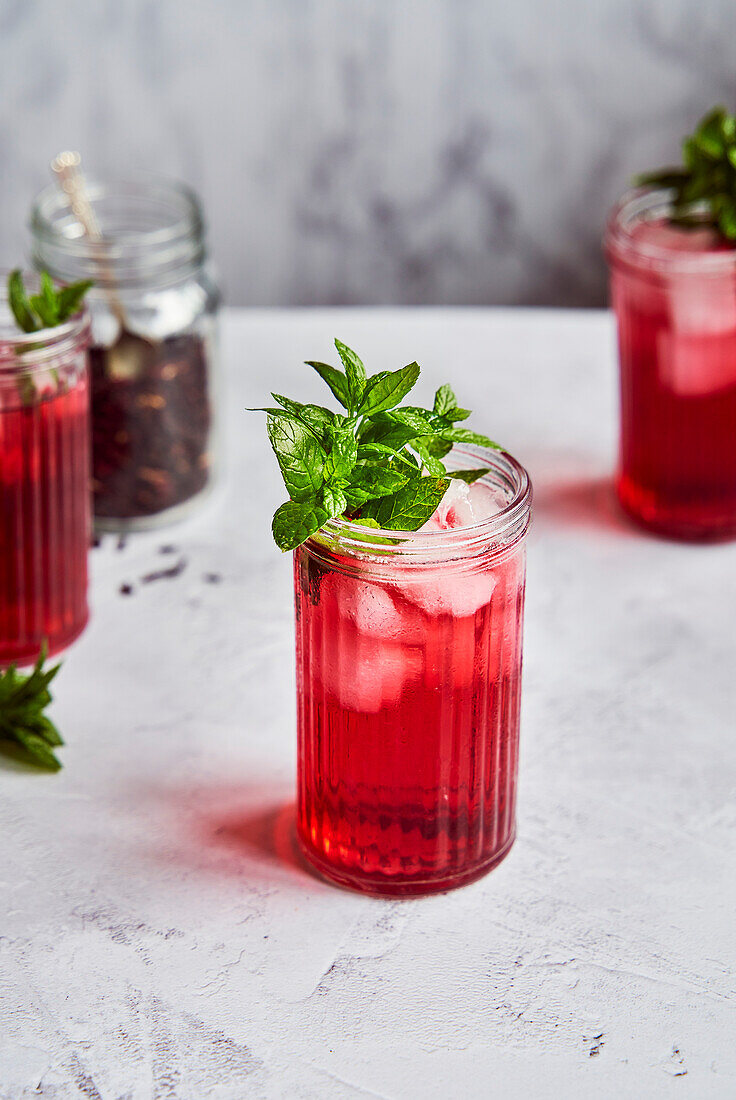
604, 187, 736, 276
304, 444, 532, 567
0, 274, 91, 371
30, 171, 206, 288
31, 170, 203, 249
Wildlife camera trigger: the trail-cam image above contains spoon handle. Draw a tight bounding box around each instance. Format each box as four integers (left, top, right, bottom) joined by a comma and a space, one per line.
51, 151, 127, 327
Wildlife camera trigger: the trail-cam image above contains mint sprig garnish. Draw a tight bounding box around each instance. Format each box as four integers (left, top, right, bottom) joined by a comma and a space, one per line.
0, 644, 65, 771
6, 270, 93, 406
635, 106, 736, 240
254, 339, 500, 551
8, 269, 93, 333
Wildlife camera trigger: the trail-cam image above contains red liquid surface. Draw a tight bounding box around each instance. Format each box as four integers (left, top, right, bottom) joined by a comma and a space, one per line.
295, 541, 526, 895
0, 381, 90, 663
611, 219, 736, 539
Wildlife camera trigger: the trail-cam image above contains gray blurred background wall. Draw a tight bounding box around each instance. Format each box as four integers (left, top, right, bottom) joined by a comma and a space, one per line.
1, 0, 734, 307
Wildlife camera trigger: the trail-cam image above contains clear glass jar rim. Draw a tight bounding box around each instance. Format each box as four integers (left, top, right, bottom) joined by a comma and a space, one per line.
0, 276, 90, 370
605, 187, 736, 275
305, 444, 532, 566
30, 172, 206, 290
31, 171, 203, 252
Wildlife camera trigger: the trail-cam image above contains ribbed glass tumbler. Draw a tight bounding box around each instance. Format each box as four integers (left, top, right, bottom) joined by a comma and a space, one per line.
0, 287, 91, 664
293, 446, 532, 896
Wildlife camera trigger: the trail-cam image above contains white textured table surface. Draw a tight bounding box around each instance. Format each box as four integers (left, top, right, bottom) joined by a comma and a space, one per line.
1, 309, 735, 1100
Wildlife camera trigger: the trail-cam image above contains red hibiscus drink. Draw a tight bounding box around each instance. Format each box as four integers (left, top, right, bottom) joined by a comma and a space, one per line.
295, 447, 532, 895
606, 188, 736, 539
0, 291, 91, 664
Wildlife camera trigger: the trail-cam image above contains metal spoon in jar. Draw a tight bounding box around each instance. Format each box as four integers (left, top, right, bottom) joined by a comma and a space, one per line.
50, 151, 154, 381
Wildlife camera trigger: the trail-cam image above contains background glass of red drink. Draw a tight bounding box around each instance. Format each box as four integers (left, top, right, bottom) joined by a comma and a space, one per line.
294, 446, 532, 896
606, 189, 736, 540
0, 287, 91, 664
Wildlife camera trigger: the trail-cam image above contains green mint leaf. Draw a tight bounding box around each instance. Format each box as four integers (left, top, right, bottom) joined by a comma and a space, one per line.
334, 339, 367, 412
324, 421, 358, 481
29, 295, 58, 328
305, 360, 352, 410
321, 484, 348, 517
57, 279, 94, 322
419, 435, 453, 460
0, 644, 64, 771
40, 270, 58, 314
444, 406, 471, 423
695, 106, 727, 158
8, 270, 93, 335
257, 339, 500, 549
344, 465, 409, 508
361, 476, 449, 531
7, 270, 39, 333
636, 106, 736, 241
358, 362, 420, 416
383, 408, 435, 435
267, 414, 325, 501
448, 467, 491, 484
9, 730, 62, 771
433, 384, 457, 417
719, 203, 736, 239
440, 426, 501, 449
355, 442, 396, 463
271, 394, 335, 443
41, 271, 57, 311
355, 442, 419, 474
411, 438, 446, 477
272, 499, 329, 552
358, 414, 419, 450
349, 517, 381, 529
634, 168, 690, 189
35, 714, 64, 747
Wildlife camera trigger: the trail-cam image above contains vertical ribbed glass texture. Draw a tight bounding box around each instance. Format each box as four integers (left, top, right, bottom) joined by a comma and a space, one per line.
0, 297, 91, 664
293, 446, 532, 896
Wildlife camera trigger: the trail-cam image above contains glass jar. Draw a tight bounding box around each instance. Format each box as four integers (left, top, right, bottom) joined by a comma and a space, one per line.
31, 174, 220, 530
0, 284, 91, 664
294, 446, 532, 896
605, 188, 736, 540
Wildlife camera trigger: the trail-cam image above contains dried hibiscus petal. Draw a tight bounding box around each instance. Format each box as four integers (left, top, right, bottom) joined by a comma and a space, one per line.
90, 332, 212, 520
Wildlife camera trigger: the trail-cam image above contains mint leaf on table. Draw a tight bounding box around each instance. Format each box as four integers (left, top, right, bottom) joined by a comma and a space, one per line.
253, 338, 501, 550
635, 105, 736, 241
0, 644, 65, 771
